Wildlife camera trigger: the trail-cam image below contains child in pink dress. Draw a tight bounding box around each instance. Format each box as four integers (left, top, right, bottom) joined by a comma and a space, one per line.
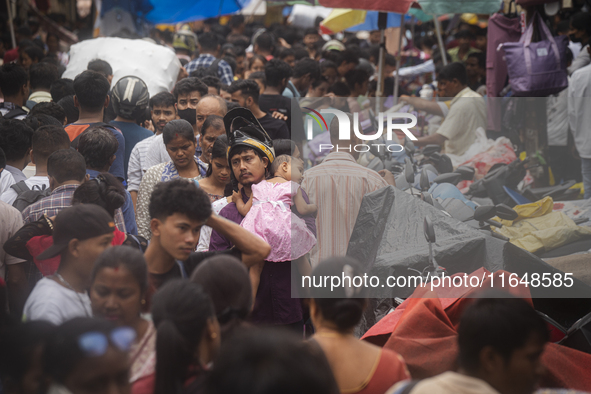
234, 155, 317, 297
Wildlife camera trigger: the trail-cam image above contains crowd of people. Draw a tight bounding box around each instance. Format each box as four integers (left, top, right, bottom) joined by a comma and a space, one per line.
0, 8, 588, 394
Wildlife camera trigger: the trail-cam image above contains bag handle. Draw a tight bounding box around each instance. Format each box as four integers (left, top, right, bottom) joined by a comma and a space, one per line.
522, 12, 562, 74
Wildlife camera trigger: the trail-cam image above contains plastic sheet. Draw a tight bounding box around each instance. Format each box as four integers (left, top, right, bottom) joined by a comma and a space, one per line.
347, 186, 591, 333
62, 38, 181, 97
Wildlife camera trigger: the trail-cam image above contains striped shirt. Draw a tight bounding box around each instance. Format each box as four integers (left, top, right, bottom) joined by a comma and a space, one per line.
301, 152, 388, 267
127, 134, 157, 192
22, 184, 126, 232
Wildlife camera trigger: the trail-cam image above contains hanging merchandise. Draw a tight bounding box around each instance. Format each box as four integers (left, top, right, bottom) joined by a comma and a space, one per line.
502, 12, 568, 97
485, 13, 521, 132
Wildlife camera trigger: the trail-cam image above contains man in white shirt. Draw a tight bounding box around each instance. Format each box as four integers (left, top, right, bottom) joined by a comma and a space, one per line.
1, 125, 70, 207
127, 92, 177, 209
568, 62, 591, 198
389, 294, 548, 394
0, 147, 16, 195
410, 62, 486, 156
23, 204, 115, 324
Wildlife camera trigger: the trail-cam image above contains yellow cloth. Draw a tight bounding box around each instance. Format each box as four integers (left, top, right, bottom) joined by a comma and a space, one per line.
321, 9, 367, 34
494, 196, 554, 226
492, 211, 591, 253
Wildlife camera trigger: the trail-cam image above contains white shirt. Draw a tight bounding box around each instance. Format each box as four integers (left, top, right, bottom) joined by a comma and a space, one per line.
568, 44, 590, 76
0, 170, 16, 195
436, 87, 487, 156
568, 63, 591, 158
144, 134, 171, 171
197, 197, 230, 252
547, 86, 569, 147
127, 135, 156, 192
0, 175, 50, 206
23, 277, 92, 325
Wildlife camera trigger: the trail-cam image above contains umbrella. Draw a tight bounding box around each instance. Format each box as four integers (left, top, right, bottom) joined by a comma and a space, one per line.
146, 0, 250, 24
319, 10, 410, 35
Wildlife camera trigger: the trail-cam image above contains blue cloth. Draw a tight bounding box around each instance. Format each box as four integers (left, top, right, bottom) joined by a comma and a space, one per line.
87, 169, 138, 235
110, 121, 154, 181
282, 80, 301, 98
146, 0, 248, 24
185, 54, 234, 85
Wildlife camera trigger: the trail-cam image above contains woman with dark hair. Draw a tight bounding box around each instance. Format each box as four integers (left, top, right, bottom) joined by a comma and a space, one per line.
244, 54, 267, 79
136, 119, 202, 240
206, 328, 339, 394
44, 317, 135, 394
89, 246, 155, 394
151, 280, 220, 394
190, 254, 252, 340
197, 136, 232, 251
309, 257, 409, 394
71, 173, 147, 251
4, 173, 147, 278
198, 134, 230, 203
272, 139, 300, 158
20, 45, 44, 70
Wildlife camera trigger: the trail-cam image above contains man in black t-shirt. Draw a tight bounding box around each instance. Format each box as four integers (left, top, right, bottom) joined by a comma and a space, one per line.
143, 178, 271, 303
227, 79, 289, 140
258, 59, 306, 145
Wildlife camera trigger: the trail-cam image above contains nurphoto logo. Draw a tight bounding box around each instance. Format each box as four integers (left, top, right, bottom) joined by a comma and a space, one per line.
304, 108, 418, 153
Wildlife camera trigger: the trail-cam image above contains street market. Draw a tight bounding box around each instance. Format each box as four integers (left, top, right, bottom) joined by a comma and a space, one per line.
0, 0, 591, 393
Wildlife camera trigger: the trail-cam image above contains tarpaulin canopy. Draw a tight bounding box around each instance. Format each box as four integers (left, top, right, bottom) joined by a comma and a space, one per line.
320, 10, 411, 34
145, 0, 250, 24
346, 186, 591, 332
417, 0, 503, 15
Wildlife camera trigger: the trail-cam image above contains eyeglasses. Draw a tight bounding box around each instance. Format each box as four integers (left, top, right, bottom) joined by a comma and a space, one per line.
78, 327, 136, 357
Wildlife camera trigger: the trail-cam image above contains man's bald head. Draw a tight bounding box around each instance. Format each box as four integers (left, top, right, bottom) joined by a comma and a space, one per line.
196, 94, 228, 133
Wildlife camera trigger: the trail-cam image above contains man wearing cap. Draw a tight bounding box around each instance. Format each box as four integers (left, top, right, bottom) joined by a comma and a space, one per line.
209, 108, 316, 328
22, 204, 116, 325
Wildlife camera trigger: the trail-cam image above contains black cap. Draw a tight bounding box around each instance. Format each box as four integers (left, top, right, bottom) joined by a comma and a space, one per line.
224, 107, 275, 164
37, 205, 116, 260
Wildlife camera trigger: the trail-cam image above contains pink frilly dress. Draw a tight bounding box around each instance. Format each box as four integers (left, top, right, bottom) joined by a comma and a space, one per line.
241, 180, 316, 262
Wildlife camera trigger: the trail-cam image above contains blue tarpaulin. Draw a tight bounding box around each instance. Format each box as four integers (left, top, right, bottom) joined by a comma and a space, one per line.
145, 0, 250, 24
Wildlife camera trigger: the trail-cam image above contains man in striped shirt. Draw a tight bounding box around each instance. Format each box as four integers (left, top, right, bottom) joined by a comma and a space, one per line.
127, 92, 177, 209
301, 114, 395, 267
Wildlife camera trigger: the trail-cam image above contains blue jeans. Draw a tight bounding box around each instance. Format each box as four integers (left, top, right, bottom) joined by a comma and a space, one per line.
582, 158, 591, 199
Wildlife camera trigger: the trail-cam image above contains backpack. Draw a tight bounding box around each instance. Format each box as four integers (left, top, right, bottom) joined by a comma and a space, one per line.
11, 181, 51, 212
1, 106, 28, 119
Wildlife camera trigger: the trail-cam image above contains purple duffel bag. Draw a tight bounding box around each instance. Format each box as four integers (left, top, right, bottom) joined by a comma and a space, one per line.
502, 12, 568, 97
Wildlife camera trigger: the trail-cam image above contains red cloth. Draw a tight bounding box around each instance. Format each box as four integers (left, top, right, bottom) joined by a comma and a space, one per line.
362, 269, 591, 390
26, 229, 127, 276
131, 374, 154, 394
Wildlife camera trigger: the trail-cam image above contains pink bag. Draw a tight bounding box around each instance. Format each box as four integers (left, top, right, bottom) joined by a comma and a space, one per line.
502, 12, 568, 97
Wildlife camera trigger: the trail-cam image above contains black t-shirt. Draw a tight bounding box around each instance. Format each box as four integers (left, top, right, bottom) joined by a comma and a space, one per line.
258, 94, 306, 143
147, 249, 242, 299
257, 113, 290, 140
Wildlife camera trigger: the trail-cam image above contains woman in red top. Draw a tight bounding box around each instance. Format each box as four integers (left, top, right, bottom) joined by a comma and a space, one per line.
309, 257, 410, 394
